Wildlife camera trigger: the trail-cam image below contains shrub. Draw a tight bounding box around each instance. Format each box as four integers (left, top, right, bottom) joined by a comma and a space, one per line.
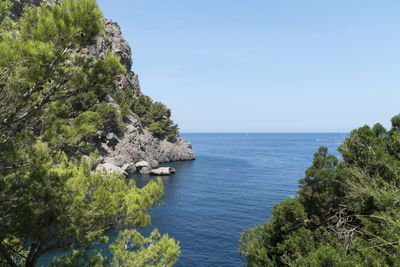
114, 87, 134, 119
94, 102, 124, 133
240, 113, 400, 266
132, 94, 179, 140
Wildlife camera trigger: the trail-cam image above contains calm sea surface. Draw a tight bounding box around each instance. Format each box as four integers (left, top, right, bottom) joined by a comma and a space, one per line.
40, 133, 345, 266
136, 133, 345, 267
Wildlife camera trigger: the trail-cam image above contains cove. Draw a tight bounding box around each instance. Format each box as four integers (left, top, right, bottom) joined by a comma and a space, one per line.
132, 133, 345, 266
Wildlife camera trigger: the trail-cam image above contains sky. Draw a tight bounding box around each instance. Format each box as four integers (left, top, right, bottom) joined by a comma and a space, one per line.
97, 0, 400, 133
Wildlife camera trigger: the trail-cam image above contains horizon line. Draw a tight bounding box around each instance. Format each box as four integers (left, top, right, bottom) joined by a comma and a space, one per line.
180, 131, 350, 134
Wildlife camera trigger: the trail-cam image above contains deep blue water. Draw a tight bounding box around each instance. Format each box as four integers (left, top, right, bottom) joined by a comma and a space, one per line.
39, 133, 345, 266
136, 133, 345, 267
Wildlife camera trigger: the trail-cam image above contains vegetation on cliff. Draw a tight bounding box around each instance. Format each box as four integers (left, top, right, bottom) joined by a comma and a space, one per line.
240, 116, 400, 266
0, 0, 179, 265
114, 89, 179, 141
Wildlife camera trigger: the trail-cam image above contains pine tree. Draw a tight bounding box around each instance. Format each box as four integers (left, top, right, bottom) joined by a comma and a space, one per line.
240, 116, 400, 266
0, 1, 180, 265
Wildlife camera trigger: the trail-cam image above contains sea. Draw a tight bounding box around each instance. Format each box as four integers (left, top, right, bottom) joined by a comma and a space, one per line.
39, 133, 346, 266
135, 133, 346, 267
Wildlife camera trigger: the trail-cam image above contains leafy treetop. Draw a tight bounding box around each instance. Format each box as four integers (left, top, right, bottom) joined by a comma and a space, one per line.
240, 114, 400, 266
0, 1, 180, 266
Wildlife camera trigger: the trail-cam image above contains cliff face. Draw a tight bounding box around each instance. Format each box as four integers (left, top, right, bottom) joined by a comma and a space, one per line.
89, 20, 195, 168
8, 0, 195, 172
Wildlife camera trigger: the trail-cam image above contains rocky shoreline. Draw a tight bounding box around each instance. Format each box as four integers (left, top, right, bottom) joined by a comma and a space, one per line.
10, 0, 195, 174
94, 114, 194, 176
90, 20, 195, 174
96, 161, 177, 177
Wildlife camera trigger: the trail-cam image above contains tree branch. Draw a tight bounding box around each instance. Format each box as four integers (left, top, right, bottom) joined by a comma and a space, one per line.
0, 242, 19, 267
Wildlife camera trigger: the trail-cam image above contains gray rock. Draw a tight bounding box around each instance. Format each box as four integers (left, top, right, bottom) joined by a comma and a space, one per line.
106, 132, 118, 141
8, 0, 60, 21
9, 0, 195, 170
135, 161, 151, 169
104, 95, 114, 103
101, 127, 195, 171
146, 158, 159, 169
150, 167, 176, 176
113, 155, 125, 167
96, 163, 127, 176
122, 163, 136, 174
139, 167, 151, 174
104, 19, 133, 71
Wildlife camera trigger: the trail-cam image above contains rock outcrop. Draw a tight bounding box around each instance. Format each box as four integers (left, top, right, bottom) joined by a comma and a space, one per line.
150, 167, 176, 176
82, 19, 142, 97
8, 0, 59, 20
99, 114, 194, 170
8, 0, 195, 174
96, 162, 127, 176
84, 14, 196, 172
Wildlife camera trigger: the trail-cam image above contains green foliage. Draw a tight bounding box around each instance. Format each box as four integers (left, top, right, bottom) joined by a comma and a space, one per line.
19, 0, 103, 48
146, 102, 171, 122
132, 94, 152, 119
114, 86, 134, 119
298, 147, 341, 221
1, 145, 167, 265
113, 88, 179, 140
49, 249, 107, 267
294, 245, 357, 267
132, 95, 179, 140
148, 119, 179, 141
110, 228, 180, 267
0, 0, 124, 145
0, 1, 180, 266
240, 113, 400, 266
94, 102, 124, 133
0, 0, 11, 23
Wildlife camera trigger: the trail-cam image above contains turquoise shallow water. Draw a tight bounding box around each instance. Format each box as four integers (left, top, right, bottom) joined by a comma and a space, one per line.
39, 133, 345, 266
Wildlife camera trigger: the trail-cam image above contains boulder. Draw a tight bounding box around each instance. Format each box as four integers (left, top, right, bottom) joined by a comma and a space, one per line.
106, 132, 117, 141
150, 167, 176, 176
8, 0, 195, 170
96, 163, 127, 176
147, 158, 159, 169
135, 161, 152, 174
139, 167, 151, 174
122, 163, 137, 174
113, 155, 126, 167
135, 161, 151, 169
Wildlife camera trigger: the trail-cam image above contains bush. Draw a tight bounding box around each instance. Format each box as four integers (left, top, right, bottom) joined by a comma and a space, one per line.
132, 94, 152, 119
94, 102, 124, 133
131, 94, 179, 140
240, 113, 400, 266
0, 1, 180, 266
148, 119, 179, 141
114, 87, 134, 119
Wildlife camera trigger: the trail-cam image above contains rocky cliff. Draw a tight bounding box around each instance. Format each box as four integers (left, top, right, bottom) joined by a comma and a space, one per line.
88, 19, 195, 171
8, 0, 195, 174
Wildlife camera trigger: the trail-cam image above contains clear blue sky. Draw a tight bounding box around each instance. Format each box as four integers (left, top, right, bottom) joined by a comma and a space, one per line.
97, 0, 400, 132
